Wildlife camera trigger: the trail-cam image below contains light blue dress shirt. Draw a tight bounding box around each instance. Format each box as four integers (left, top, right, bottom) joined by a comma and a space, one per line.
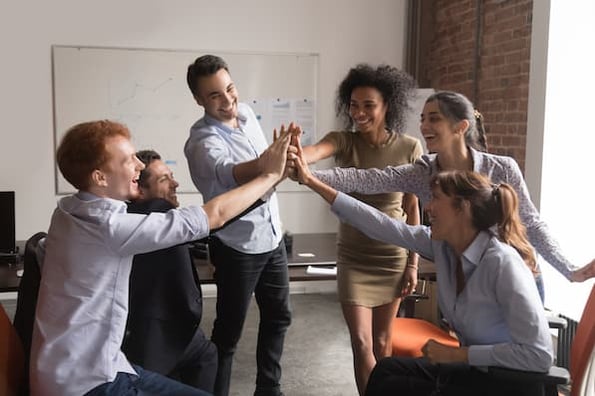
30, 192, 209, 396
331, 192, 553, 372
314, 147, 577, 279
184, 102, 282, 254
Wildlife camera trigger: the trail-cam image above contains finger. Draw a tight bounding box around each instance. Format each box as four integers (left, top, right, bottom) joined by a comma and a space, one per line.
273, 128, 278, 142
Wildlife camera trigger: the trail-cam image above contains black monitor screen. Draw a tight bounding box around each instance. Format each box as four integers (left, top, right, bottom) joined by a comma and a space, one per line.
0, 191, 16, 254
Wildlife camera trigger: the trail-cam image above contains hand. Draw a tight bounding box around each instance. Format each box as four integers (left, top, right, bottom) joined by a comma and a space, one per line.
422, 339, 467, 364
570, 258, 595, 282
289, 132, 314, 186
259, 125, 292, 179
400, 265, 418, 296
273, 123, 301, 181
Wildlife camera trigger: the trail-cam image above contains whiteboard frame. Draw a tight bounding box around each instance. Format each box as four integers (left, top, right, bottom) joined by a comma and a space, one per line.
51, 45, 319, 194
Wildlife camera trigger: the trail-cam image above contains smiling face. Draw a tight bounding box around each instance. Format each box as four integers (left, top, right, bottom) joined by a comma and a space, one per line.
138, 159, 180, 207
195, 68, 238, 127
349, 86, 388, 134
95, 135, 145, 201
425, 185, 464, 242
420, 100, 466, 154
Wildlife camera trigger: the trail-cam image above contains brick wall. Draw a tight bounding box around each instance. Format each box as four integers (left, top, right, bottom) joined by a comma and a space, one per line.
415, 0, 532, 170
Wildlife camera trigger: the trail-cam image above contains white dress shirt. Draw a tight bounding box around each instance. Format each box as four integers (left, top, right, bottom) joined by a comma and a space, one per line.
331, 192, 553, 372
184, 102, 282, 254
30, 192, 209, 396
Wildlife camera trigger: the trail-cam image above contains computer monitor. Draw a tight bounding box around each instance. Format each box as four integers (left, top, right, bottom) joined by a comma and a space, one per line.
0, 191, 16, 254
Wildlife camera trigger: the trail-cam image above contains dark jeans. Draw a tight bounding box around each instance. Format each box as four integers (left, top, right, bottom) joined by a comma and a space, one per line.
84, 365, 211, 396
209, 238, 291, 396
365, 357, 544, 396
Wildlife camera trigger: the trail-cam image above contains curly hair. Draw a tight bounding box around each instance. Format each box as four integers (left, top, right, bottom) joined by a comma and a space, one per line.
336, 64, 417, 132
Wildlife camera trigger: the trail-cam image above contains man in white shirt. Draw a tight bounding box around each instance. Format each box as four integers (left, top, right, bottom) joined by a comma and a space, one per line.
29, 120, 290, 396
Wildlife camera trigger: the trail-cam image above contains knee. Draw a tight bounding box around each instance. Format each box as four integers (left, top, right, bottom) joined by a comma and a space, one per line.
349, 332, 373, 355
373, 333, 392, 357
204, 340, 218, 366
260, 301, 292, 329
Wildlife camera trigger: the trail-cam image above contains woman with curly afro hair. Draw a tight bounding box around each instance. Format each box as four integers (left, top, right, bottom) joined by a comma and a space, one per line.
297, 64, 423, 395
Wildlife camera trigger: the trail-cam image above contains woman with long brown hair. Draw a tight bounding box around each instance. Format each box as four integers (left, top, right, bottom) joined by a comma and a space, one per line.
290, 143, 553, 395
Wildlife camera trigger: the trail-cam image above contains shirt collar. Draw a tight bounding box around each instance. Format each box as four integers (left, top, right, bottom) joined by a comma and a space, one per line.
203, 104, 248, 133
469, 146, 482, 172
461, 230, 492, 268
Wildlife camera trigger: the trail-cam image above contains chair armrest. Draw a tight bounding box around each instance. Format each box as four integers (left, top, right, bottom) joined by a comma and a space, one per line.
547, 316, 568, 330
486, 365, 570, 385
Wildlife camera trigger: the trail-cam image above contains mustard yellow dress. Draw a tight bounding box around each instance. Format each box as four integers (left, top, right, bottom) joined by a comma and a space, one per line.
323, 131, 422, 307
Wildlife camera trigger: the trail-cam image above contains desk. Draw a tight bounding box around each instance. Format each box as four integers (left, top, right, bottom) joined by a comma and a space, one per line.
0, 234, 341, 293
196, 233, 339, 283
1, 234, 437, 292
0, 240, 25, 293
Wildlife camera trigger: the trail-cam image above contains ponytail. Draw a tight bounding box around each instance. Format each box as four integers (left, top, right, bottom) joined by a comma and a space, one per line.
493, 184, 538, 274
432, 171, 537, 274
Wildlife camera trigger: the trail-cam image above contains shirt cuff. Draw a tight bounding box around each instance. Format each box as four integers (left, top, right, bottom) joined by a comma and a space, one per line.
330, 192, 351, 218
467, 345, 494, 367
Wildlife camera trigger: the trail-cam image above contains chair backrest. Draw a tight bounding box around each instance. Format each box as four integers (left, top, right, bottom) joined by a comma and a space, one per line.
12, 231, 46, 396
0, 304, 25, 396
570, 284, 595, 396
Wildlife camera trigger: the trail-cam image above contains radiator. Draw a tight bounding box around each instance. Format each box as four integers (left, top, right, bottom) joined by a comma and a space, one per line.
556, 314, 579, 369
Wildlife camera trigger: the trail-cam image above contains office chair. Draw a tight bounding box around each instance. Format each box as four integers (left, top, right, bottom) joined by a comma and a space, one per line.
391, 281, 571, 361
0, 303, 25, 396
487, 284, 595, 396
12, 231, 46, 396
392, 278, 459, 357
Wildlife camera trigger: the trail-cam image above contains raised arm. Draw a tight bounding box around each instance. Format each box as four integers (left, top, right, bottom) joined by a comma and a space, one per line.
504, 157, 595, 282
203, 128, 290, 229
312, 157, 433, 200
291, 137, 434, 260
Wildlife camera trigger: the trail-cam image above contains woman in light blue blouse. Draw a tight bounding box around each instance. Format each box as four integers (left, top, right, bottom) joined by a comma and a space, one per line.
291, 151, 553, 395
312, 91, 595, 287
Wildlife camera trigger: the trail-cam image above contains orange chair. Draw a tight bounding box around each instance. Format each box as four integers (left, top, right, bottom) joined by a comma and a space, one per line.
391, 283, 459, 357
0, 304, 25, 396
391, 316, 459, 357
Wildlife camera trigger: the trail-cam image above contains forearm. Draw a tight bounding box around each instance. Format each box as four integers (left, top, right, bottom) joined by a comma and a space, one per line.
203, 174, 277, 229
232, 158, 261, 185
303, 174, 338, 205
403, 193, 420, 268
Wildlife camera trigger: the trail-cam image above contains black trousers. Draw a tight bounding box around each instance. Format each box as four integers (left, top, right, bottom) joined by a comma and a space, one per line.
365, 357, 545, 396
172, 327, 218, 393
209, 238, 292, 396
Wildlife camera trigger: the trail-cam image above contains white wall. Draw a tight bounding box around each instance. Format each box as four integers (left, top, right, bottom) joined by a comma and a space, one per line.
526, 0, 595, 321
0, 0, 409, 239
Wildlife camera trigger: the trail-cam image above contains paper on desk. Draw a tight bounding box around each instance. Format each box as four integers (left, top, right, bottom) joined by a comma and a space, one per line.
306, 265, 337, 275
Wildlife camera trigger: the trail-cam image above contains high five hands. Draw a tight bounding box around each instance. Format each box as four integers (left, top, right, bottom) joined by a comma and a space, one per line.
273, 123, 311, 185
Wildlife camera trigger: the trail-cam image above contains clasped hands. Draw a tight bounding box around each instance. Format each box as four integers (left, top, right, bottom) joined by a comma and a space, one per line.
421, 339, 468, 364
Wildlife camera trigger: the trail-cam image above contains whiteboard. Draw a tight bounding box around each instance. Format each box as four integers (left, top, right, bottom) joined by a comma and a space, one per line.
52, 45, 318, 194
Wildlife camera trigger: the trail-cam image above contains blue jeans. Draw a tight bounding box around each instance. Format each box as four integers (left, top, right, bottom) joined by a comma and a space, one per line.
84, 365, 211, 396
209, 238, 291, 396
535, 273, 545, 303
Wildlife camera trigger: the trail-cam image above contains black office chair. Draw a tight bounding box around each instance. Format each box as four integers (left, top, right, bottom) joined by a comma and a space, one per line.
13, 231, 47, 396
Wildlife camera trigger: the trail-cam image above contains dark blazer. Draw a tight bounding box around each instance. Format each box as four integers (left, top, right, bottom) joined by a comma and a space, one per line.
122, 198, 204, 374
